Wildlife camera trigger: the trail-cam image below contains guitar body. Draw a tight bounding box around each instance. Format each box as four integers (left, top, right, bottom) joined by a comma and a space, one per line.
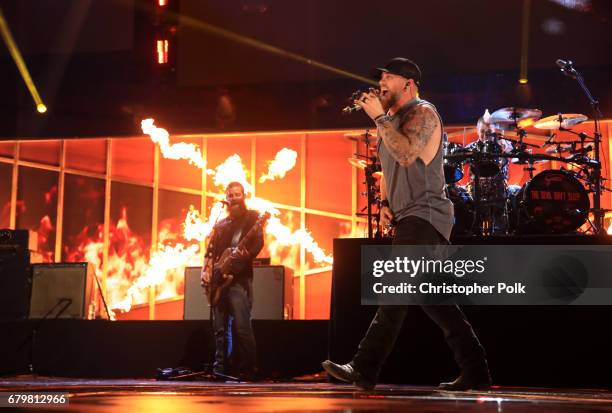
203, 211, 270, 307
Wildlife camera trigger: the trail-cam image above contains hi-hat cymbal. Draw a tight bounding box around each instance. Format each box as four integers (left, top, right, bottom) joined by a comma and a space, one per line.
533, 114, 588, 130
347, 157, 368, 169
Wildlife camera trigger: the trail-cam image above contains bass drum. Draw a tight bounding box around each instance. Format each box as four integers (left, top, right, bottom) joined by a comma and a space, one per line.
447, 185, 474, 237
508, 170, 589, 234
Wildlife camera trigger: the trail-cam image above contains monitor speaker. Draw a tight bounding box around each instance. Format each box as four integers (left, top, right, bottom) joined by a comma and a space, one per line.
29, 263, 94, 319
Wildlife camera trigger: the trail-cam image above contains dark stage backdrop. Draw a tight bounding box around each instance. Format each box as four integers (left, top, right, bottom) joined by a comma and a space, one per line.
178, 0, 612, 86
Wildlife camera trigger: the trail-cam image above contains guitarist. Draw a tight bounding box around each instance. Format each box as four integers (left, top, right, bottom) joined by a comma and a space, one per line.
201, 181, 264, 381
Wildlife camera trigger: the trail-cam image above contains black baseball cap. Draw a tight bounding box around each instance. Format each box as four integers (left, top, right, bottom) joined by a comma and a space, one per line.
372, 57, 421, 86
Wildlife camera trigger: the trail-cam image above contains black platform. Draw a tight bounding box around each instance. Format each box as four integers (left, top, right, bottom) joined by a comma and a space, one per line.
329, 236, 612, 389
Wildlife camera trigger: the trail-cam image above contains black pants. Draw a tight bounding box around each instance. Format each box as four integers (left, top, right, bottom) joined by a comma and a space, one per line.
352, 216, 487, 382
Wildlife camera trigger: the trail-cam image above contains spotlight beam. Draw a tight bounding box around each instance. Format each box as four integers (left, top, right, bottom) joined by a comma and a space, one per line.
0, 7, 47, 113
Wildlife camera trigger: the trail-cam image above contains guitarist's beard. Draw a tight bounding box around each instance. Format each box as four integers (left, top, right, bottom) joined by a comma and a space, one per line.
228, 200, 247, 219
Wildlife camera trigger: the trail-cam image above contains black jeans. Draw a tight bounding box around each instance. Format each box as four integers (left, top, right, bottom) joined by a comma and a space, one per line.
352, 216, 487, 382
213, 280, 257, 375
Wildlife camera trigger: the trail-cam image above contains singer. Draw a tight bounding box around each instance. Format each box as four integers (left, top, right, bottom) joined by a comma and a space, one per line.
322, 57, 491, 391
201, 182, 264, 381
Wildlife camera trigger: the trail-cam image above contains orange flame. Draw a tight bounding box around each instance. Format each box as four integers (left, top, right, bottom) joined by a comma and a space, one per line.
210, 154, 252, 193
72, 119, 335, 317
259, 147, 297, 183
141, 118, 206, 169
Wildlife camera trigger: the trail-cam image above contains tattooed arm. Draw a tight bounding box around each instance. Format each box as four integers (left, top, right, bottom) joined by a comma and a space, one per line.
378, 105, 439, 167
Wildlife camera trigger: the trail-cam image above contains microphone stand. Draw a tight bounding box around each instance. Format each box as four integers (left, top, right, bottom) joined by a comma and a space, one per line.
14, 298, 72, 376
561, 61, 605, 234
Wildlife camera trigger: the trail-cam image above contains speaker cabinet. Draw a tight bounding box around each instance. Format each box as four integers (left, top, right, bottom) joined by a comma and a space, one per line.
29, 263, 94, 319
0, 250, 31, 320
184, 265, 292, 320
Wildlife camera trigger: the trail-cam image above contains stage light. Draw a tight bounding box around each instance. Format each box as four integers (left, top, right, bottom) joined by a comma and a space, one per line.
156, 39, 168, 64
0, 8, 47, 114
158, 0, 168, 6
519, 78, 528, 84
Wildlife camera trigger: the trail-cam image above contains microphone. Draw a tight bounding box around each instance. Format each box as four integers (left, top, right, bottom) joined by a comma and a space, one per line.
342, 104, 362, 114
556, 59, 577, 78
220, 200, 230, 206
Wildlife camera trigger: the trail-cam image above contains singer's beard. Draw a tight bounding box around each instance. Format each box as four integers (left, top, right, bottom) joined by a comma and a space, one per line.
228, 201, 247, 219
380, 91, 398, 112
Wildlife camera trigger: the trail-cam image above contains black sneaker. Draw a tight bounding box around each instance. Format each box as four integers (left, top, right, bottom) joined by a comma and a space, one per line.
321, 360, 376, 390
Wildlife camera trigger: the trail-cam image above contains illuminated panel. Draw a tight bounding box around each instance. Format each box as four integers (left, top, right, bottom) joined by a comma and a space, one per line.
255, 134, 301, 207
159, 136, 203, 190
157, 189, 202, 299
0, 162, 11, 227
62, 174, 105, 262
265, 207, 300, 271
304, 214, 350, 270
305, 271, 332, 320
111, 137, 154, 183
109, 182, 153, 308
66, 139, 107, 174
19, 141, 60, 166
0, 142, 14, 158
16, 166, 58, 262
206, 136, 251, 194
305, 133, 353, 215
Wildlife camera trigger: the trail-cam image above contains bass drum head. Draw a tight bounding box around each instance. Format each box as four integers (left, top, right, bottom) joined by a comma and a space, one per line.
516, 169, 589, 234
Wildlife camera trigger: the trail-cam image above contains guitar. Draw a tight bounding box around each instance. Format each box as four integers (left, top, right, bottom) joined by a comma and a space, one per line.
204, 212, 270, 306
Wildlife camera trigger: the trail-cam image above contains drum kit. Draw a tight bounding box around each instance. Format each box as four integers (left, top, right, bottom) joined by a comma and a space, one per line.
347, 107, 608, 238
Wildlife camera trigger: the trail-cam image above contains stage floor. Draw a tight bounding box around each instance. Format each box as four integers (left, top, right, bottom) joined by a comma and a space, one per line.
1, 377, 612, 412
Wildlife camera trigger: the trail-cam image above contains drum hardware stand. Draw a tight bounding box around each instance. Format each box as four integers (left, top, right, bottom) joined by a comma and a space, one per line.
353, 130, 382, 239
559, 60, 605, 233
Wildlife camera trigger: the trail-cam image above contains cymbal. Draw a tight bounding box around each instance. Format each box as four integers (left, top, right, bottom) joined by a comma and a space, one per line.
499, 136, 540, 148
504, 132, 551, 142
347, 157, 368, 169
489, 107, 542, 131
344, 131, 374, 140
511, 157, 548, 165
373, 171, 384, 178
545, 145, 573, 154
533, 113, 588, 130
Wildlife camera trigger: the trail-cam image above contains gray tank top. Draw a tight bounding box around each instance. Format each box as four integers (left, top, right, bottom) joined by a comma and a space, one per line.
377, 98, 454, 241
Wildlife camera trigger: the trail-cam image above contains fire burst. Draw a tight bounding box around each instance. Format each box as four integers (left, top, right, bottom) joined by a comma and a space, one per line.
88, 119, 332, 315
259, 147, 298, 183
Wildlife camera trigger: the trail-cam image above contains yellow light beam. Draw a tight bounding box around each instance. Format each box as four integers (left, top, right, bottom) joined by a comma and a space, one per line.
0, 7, 47, 113
519, 0, 531, 84
133, 1, 377, 86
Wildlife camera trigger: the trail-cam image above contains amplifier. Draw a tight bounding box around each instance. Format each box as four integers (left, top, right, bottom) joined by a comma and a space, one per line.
29, 263, 94, 319
183, 265, 292, 320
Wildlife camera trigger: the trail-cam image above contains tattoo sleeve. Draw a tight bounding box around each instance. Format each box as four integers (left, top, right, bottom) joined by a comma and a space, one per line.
377, 105, 439, 166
